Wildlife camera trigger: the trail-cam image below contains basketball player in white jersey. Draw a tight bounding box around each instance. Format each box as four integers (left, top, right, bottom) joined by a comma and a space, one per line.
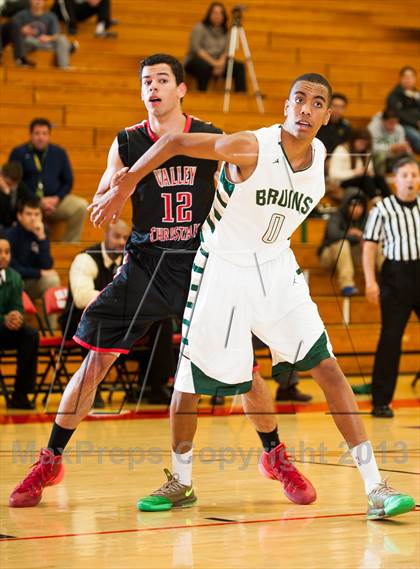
91, 73, 415, 520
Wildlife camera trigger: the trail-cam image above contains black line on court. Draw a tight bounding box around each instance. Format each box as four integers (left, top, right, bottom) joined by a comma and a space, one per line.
0, 534, 16, 539
205, 517, 237, 523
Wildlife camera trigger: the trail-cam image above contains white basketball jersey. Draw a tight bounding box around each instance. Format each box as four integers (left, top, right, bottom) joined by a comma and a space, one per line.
200, 124, 326, 265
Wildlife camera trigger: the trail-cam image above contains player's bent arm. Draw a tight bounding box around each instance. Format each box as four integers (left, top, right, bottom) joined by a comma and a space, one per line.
122, 131, 258, 194
93, 137, 125, 202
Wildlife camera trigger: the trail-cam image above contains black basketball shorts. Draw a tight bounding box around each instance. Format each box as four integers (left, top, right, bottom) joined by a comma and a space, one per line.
73, 247, 195, 354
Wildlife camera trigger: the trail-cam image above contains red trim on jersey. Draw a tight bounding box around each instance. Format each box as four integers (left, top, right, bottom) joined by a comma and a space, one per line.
126, 120, 147, 132
73, 336, 130, 355
146, 120, 158, 142
183, 114, 193, 133
145, 114, 193, 142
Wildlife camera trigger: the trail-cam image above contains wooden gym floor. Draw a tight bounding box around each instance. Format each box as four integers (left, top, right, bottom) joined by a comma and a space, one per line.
0, 375, 418, 569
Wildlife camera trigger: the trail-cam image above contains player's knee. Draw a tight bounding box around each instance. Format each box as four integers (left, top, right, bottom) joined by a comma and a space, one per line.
310, 357, 343, 386
170, 389, 200, 412
81, 351, 117, 384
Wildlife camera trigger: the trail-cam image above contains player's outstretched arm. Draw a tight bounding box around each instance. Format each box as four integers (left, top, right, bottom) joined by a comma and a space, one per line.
116, 131, 258, 195
89, 131, 258, 227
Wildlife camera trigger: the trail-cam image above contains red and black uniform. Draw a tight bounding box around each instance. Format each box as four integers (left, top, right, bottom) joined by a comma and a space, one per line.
74, 115, 222, 353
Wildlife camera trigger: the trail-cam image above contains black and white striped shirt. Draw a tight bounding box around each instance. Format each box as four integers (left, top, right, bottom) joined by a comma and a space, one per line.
363, 195, 420, 261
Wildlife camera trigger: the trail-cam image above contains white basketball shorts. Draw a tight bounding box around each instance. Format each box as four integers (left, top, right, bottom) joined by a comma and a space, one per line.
175, 245, 334, 395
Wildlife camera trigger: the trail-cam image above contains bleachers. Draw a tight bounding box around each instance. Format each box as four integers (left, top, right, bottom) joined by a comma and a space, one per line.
1, 0, 419, 380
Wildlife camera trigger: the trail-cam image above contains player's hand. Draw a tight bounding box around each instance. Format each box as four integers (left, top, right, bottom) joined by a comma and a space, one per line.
110, 167, 129, 188
88, 185, 128, 227
365, 282, 380, 305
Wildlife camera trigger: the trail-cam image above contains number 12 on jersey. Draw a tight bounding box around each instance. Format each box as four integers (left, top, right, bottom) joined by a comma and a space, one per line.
161, 192, 192, 223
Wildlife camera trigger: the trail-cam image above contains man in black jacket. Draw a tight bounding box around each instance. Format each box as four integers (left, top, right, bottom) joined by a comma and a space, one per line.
6, 197, 60, 300
9, 118, 87, 242
316, 93, 352, 154
387, 67, 420, 152
318, 189, 368, 296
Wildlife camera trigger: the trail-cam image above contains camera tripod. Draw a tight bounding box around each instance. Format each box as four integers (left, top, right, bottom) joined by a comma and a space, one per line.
224, 7, 265, 114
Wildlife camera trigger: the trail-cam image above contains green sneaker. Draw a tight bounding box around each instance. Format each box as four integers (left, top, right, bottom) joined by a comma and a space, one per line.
138, 468, 197, 512
367, 480, 415, 520
352, 383, 372, 395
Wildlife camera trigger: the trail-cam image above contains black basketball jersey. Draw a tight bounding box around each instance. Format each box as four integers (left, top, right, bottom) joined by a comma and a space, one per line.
117, 114, 222, 252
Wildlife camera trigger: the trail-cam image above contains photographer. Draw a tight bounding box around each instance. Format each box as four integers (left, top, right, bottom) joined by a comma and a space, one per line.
185, 2, 246, 92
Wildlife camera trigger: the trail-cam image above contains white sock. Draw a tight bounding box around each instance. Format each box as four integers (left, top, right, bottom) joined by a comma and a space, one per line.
350, 441, 381, 495
172, 448, 193, 486
96, 22, 105, 34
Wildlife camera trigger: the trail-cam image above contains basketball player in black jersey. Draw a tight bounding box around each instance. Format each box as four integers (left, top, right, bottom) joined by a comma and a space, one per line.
10, 54, 314, 509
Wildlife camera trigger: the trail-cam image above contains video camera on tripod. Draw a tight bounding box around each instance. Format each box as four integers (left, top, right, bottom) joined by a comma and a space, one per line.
224, 4, 264, 113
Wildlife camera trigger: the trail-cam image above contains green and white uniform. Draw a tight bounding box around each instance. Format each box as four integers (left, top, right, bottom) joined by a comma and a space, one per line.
176, 125, 334, 395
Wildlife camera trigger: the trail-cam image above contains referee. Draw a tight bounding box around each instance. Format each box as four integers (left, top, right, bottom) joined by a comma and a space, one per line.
361, 156, 420, 418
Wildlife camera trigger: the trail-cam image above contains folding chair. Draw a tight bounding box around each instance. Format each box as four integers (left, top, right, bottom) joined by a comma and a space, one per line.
31, 287, 82, 404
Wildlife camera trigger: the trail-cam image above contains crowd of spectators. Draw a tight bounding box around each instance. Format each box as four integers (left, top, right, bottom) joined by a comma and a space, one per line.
314, 67, 419, 417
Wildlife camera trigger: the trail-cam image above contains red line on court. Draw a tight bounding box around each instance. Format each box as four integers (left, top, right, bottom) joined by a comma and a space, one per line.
0, 511, 369, 542
2, 508, 419, 543
0, 398, 418, 425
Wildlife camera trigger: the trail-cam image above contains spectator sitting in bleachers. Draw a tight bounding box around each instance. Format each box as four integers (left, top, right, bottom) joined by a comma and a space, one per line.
52, 0, 117, 38
368, 108, 412, 176
317, 93, 352, 155
0, 232, 39, 409
318, 190, 368, 297
329, 128, 391, 201
0, 161, 32, 229
0, 0, 37, 66
185, 2, 246, 92
12, 0, 76, 69
6, 197, 60, 302
9, 117, 87, 242
387, 66, 420, 153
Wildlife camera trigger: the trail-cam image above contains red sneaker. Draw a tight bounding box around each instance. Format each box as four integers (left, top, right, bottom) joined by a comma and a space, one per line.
259, 443, 317, 505
9, 448, 64, 508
